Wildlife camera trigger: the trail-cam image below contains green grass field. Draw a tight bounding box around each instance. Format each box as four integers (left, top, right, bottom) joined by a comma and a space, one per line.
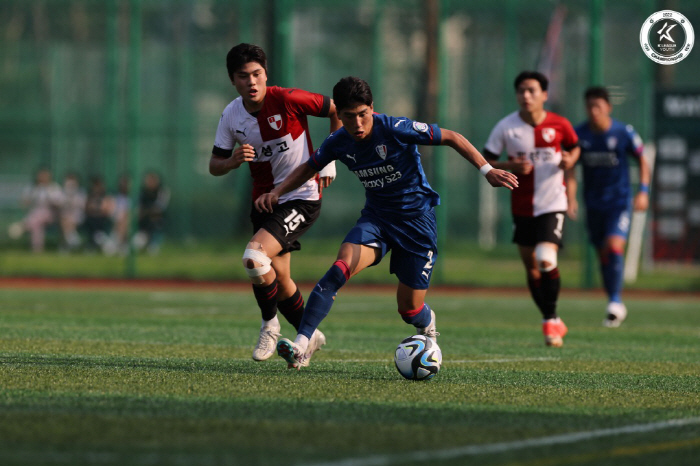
1, 284, 699, 466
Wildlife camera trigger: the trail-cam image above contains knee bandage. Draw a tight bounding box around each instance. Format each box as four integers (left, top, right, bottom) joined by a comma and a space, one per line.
535, 243, 558, 272
242, 248, 272, 284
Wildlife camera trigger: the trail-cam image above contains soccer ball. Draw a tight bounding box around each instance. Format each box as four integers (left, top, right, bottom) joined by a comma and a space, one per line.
394, 335, 442, 380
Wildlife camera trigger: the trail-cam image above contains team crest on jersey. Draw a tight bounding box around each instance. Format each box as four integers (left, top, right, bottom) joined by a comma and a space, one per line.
542, 128, 556, 143
607, 136, 618, 150
375, 145, 388, 160
413, 121, 429, 133
267, 114, 283, 130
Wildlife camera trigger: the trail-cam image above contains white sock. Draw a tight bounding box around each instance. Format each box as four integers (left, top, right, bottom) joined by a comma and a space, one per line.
294, 334, 310, 353
262, 315, 280, 329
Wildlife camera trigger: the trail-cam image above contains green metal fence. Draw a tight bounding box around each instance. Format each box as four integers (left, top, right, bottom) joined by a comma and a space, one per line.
1, 0, 699, 254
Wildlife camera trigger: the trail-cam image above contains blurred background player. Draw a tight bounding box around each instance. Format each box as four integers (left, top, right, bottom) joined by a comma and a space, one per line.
209, 43, 341, 362
255, 76, 517, 369
483, 71, 579, 347
567, 86, 650, 327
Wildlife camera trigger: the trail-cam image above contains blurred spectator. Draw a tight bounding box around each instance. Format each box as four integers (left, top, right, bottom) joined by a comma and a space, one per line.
82, 175, 113, 252
59, 172, 86, 252
101, 174, 131, 256
133, 171, 170, 254
9, 167, 64, 253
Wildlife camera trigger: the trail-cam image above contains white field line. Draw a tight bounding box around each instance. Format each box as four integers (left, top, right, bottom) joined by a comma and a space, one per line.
3, 418, 698, 466
304, 417, 700, 466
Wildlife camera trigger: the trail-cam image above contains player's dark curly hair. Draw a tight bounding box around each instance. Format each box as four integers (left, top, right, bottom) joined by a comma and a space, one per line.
226, 43, 267, 79
333, 76, 373, 112
514, 71, 549, 92
584, 86, 610, 103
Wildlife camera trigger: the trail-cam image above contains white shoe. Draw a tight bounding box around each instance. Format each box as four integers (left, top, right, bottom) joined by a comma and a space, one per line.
277, 338, 307, 369
418, 310, 440, 342
252, 324, 281, 361
277, 330, 326, 369
301, 330, 327, 367
603, 302, 627, 328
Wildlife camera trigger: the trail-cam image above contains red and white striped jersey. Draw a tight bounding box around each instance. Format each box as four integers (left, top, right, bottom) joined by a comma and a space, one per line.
485, 111, 578, 217
214, 86, 331, 203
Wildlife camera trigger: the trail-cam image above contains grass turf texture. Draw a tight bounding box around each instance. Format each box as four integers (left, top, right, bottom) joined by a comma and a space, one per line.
0, 285, 698, 465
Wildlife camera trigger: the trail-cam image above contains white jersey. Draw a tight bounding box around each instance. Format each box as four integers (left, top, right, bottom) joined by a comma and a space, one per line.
214, 86, 332, 203
485, 111, 578, 217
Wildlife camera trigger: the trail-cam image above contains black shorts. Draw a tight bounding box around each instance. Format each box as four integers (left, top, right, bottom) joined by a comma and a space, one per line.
512, 211, 566, 247
250, 199, 322, 254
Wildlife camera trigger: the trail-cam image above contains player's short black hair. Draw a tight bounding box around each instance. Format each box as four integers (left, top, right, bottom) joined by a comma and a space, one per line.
514, 71, 549, 92
584, 86, 610, 103
226, 43, 267, 79
333, 76, 373, 112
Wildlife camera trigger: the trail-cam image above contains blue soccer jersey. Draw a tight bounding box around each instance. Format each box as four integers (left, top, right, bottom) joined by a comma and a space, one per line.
308, 113, 442, 218
575, 119, 644, 209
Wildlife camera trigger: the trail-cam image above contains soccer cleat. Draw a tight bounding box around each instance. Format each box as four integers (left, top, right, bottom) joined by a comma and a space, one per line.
418, 310, 440, 342
603, 302, 628, 328
542, 317, 568, 347
252, 325, 281, 361
276, 338, 307, 369
301, 329, 327, 367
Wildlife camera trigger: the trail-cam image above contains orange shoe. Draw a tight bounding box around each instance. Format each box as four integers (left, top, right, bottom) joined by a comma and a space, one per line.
542, 318, 568, 347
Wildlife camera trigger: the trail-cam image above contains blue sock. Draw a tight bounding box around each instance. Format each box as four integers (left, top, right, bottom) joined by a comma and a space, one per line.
601, 250, 624, 303
297, 262, 349, 339
399, 303, 432, 328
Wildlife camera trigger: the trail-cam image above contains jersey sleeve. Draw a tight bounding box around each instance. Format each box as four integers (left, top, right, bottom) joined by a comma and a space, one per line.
483, 120, 505, 157
560, 118, 579, 150
307, 134, 339, 172
389, 116, 442, 146
625, 123, 644, 157
284, 87, 331, 118
212, 107, 236, 157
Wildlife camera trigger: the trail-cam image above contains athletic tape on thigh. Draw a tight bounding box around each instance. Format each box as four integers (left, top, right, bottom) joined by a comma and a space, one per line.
535, 243, 557, 272
242, 248, 272, 277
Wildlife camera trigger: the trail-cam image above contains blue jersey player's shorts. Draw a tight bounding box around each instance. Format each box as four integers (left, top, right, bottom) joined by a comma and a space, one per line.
585, 206, 631, 248
343, 208, 438, 290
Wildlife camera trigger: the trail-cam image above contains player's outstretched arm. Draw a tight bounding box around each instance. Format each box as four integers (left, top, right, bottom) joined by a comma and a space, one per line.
440, 129, 518, 190
327, 99, 342, 133
255, 163, 319, 213
317, 100, 342, 190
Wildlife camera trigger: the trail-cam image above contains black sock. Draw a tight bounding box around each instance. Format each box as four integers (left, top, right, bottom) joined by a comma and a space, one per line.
277, 287, 305, 331
252, 280, 279, 322
539, 268, 560, 320
527, 277, 544, 311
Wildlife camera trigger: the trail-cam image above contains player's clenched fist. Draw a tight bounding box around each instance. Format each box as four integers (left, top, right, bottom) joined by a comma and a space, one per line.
230, 144, 257, 169
255, 192, 279, 213
558, 150, 579, 170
